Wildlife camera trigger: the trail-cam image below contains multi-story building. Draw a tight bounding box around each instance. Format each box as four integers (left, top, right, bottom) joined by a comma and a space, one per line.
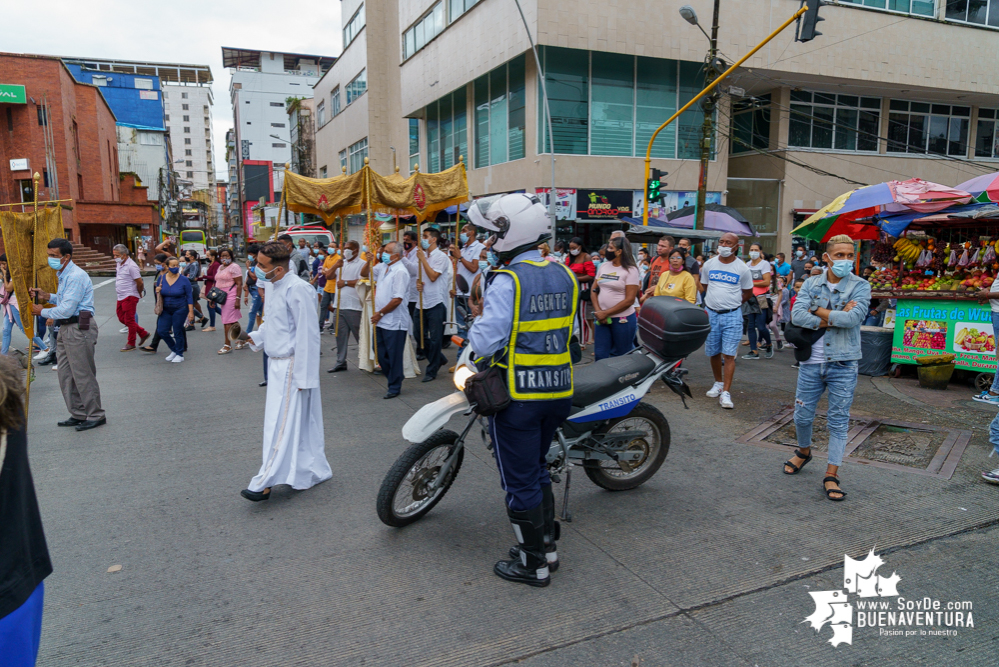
0, 52, 158, 254
162, 82, 215, 195
222, 47, 335, 238
288, 97, 316, 178
313, 0, 999, 255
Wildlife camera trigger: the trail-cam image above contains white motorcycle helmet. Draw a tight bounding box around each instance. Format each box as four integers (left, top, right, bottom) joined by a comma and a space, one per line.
467, 193, 551, 261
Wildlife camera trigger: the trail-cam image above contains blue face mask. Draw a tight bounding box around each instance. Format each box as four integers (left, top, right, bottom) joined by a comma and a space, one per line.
362, 245, 369, 253
168, 266, 180, 274
487, 250, 499, 267
478, 260, 489, 272
831, 259, 854, 278
381, 252, 392, 264
593, 259, 603, 269
155, 264, 163, 272
253, 265, 273, 282
460, 233, 468, 245
48, 257, 63, 271
420, 239, 430, 250
179, 262, 187, 270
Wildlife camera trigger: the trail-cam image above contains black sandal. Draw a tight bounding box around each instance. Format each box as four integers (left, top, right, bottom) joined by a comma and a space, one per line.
783, 449, 813, 475
823, 476, 847, 501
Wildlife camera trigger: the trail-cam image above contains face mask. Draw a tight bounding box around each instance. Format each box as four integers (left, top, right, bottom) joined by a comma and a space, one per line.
343, 249, 354, 260
48, 257, 63, 271
179, 262, 188, 270
460, 233, 468, 245
592, 259, 603, 269
404, 242, 413, 250
478, 260, 490, 272
830, 259, 853, 278
420, 239, 430, 250
168, 266, 180, 274
717, 246, 733, 258
221, 258, 231, 265
362, 245, 369, 253
381, 252, 392, 264
749, 251, 760, 260
796, 250, 804, 258
253, 265, 274, 282
487, 250, 499, 267
570, 248, 580, 256
155, 264, 163, 272
114, 257, 123, 264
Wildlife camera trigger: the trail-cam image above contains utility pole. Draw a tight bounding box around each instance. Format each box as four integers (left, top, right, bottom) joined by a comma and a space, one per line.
694, 0, 721, 232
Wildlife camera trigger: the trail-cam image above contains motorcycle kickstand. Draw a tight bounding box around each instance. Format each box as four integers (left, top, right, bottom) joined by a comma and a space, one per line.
560, 466, 573, 523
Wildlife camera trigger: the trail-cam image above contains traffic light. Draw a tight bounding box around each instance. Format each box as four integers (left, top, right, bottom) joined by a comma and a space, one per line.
647, 168, 667, 204
796, 0, 825, 43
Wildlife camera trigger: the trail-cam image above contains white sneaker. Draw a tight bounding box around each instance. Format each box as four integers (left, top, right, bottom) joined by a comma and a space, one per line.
719, 391, 734, 409
706, 381, 724, 398
119, 327, 129, 333
171, 355, 185, 363
982, 467, 999, 484
165, 352, 177, 362
51, 364, 58, 371
33, 349, 49, 360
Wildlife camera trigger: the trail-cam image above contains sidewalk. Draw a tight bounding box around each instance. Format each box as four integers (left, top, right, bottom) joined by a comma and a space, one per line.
27, 284, 998, 666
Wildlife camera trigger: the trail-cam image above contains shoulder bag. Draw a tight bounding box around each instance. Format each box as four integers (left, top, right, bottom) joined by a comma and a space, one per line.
153, 276, 164, 315
463, 365, 511, 416
206, 286, 228, 306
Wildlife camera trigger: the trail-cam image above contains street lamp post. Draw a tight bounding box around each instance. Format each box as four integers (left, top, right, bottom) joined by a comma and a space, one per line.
680, 2, 721, 232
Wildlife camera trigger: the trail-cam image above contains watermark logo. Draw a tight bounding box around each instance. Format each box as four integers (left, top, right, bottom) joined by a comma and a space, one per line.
803, 548, 974, 647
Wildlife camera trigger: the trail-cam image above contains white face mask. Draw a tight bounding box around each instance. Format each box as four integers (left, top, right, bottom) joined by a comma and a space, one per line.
343, 249, 354, 260
570, 248, 580, 256
749, 250, 760, 260
717, 246, 733, 258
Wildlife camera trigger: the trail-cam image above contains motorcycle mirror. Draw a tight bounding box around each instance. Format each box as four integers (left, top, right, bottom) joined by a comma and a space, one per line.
456, 275, 469, 294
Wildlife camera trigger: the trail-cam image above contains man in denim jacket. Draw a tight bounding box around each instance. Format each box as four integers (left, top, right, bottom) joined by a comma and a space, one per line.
783, 235, 870, 501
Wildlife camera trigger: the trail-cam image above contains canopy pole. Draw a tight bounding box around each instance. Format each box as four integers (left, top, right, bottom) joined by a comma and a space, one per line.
25, 172, 40, 416
364, 162, 378, 363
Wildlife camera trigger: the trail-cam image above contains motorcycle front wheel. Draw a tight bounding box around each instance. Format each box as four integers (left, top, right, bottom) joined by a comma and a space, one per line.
376, 429, 465, 527
583, 402, 670, 491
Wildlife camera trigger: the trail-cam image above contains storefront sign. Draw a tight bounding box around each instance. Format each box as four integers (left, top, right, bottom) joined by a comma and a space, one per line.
536, 188, 577, 221
632, 190, 723, 221
577, 190, 632, 220
891, 299, 996, 371
9, 159, 29, 171
0, 84, 27, 104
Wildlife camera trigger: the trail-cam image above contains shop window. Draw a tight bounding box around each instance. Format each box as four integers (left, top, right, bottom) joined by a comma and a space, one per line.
789, 91, 881, 152
975, 108, 999, 158
887, 100, 970, 156
427, 86, 467, 173
731, 94, 772, 154
945, 0, 999, 26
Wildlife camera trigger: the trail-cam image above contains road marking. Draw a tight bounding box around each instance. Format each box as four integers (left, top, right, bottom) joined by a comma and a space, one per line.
94, 279, 115, 289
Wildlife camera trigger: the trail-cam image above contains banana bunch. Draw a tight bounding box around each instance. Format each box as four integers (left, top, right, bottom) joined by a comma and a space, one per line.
893, 238, 922, 263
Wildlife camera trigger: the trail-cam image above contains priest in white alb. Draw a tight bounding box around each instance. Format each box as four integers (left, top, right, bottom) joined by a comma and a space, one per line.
241, 241, 332, 502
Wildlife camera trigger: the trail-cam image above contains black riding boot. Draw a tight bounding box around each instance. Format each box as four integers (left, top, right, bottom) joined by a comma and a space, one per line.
494, 503, 551, 587
508, 484, 560, 572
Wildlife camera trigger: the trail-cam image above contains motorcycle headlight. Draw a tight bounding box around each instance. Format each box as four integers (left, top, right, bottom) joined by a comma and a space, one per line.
453, 364, 475, 391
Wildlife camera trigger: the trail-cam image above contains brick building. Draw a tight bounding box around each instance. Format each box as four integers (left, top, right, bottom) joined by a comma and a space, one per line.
0, 52, 158, 256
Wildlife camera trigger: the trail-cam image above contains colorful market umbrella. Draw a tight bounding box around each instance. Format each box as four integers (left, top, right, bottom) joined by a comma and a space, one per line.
664, 203, 756, 236
954, 172, 999, 203
791, 178, 971, 242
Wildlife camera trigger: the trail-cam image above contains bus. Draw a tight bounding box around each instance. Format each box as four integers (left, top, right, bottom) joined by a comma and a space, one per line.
178, 229, 207, 257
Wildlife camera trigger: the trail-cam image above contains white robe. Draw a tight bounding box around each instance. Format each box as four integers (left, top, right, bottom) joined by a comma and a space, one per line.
247, 273, 332, 492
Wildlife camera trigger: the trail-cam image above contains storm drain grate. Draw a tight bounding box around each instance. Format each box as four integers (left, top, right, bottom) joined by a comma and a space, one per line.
736, 408, 972, 479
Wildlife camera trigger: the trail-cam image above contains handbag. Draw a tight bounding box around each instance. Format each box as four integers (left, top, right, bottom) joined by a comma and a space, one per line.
153, 276, 164, 315
463, 365, 511, 416
206, 286, 228, 306
784, 322, 826, 362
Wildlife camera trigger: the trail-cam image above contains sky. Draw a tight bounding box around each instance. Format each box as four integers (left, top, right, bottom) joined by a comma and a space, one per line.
3, 0, 342, 181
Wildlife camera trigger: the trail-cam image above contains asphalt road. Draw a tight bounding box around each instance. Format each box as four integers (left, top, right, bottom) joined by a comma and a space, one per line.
20, 278, 998, 666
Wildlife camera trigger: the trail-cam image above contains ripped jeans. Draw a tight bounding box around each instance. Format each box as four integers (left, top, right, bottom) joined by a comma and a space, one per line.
793, 360, 859, 466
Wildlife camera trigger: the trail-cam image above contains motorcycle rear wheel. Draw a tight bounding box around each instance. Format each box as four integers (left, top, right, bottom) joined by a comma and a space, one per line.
583, 402, 670, 491
376, 429, 464, 527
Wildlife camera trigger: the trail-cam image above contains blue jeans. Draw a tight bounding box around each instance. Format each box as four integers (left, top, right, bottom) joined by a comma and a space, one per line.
989, 411, 999, 457
156, 306, 188, 356
794, 360, 859, 466
594, 313, 637, 361
2, 306, 47, 355
747, 309, 772, 352
247, 294, 263, 333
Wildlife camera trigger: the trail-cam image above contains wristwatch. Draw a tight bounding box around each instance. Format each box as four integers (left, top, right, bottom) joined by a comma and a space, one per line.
809, 303, 820, 314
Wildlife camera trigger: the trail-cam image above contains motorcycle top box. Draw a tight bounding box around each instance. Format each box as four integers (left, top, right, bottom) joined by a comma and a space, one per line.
638, 296, 711, 359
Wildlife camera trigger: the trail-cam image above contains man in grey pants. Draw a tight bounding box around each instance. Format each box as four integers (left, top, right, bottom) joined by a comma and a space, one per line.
327, 240, 369, 373
30, 238, 106, 431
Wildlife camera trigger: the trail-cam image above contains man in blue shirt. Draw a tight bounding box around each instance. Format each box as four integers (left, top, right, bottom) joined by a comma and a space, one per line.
773, 252, 791, 279
30, 238, 105, 431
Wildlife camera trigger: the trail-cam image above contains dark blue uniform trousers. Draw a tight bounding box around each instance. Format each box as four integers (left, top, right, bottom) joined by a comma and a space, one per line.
376, 327, 406, 394
489, 397, 573, 511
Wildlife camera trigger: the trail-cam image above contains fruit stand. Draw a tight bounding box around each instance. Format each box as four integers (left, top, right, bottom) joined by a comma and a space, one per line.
869, 227, 999, 387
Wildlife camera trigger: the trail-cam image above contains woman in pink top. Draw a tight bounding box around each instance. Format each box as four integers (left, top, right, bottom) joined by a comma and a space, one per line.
590, 237, 641, 361
213, 248, 243, 354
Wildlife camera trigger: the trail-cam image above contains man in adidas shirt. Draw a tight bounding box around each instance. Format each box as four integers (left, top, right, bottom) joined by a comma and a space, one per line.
699, 233, 753, 409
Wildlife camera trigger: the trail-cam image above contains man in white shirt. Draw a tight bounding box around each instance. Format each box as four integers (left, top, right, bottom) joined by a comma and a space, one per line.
327, 240, 370, 373
451, 224, 484, 336
241, 241, 332, 501
415, 228, 452, 382
698, 233, 754, 409
400, 231, 422, 355
372, 241, 412, 399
